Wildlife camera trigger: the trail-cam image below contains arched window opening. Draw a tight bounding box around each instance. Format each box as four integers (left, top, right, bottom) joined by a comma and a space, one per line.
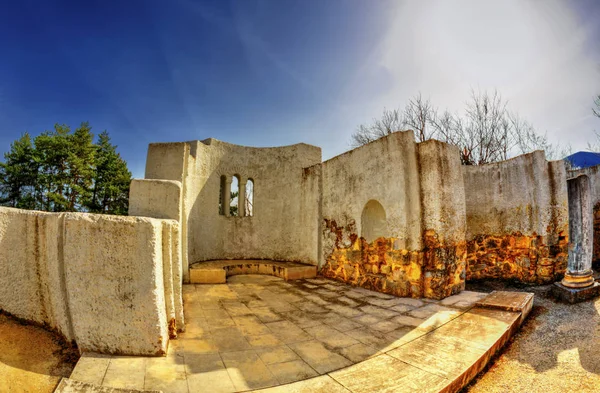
230, 175, 240, 216
219, 175, 226, 215
361, 200, 387, 242
245, 179, 254, 216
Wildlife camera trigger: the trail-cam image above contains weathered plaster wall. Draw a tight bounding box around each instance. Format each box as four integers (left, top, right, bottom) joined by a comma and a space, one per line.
137, 132, 571, 299
321, 131, 422, 255
129, 179, 188, 284
0, 207, 182, 355
417, 140, 467, 298
463, 151, 569, 283
145, 139, 322, 265
319, 132, 467, 299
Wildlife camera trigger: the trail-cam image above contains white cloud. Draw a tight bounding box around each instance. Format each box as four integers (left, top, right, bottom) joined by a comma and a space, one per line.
324, 0, 600, 158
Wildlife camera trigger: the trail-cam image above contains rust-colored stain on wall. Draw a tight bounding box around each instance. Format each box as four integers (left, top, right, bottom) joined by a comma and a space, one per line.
320, 220, 465, 300
465, 232, 568, 283
321, 220, 569, 298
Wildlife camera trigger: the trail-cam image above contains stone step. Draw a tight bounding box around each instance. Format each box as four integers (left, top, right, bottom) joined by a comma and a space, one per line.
474, 290, 534, 325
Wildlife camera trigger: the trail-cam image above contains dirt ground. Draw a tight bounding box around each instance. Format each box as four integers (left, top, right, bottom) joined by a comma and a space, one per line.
0, 313, 79, 393
463, 280, 600, 393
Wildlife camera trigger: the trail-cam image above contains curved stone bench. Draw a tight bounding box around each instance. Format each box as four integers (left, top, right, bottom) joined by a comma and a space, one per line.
189, 259, 317, 284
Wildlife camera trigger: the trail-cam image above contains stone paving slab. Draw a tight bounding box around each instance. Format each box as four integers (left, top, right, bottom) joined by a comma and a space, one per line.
66, 276, 531, 393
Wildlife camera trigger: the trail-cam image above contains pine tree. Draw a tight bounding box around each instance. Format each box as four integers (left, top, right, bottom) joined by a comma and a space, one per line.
87, 131, 131, 215
0, 133, 38, 209
66, 122, 95, 211
34, 125, 71, 211
0, 123, 131, 215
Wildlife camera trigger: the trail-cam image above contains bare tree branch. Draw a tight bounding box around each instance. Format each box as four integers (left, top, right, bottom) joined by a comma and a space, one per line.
351, 89, 568, 165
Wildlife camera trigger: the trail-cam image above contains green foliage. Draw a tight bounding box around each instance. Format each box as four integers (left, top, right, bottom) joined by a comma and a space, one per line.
0, 133, 38, 209
0, 123, 131, 215
87, 131, 131, 215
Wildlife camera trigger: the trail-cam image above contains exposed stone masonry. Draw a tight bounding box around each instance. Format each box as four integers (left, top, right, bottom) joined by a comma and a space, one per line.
320, 220, 465, 300
465, 232, 568, 284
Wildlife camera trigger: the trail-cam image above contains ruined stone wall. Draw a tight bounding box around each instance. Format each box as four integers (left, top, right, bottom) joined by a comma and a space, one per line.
319, 132, 467, 299
145, 139, 322, 265
463, 151, 569, 283
0, 207, 183, 356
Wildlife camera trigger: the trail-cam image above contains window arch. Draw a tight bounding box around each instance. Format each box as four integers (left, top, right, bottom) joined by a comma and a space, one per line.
218, 173, 255, 217
230, 175, 240, 216
245, 178, 254, 216
219, 175, 226, 215
361, 200, 387, 242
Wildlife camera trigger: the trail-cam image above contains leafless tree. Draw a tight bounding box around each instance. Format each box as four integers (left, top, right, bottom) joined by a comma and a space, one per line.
351, 108, 404, 147
350, 94, 435, 147
402, 94, 436, 142
351, 89, 568, 165
584, 95, 600, 152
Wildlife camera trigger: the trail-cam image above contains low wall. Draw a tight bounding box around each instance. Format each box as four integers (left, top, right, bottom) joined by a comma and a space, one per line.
129, 179, 188, 283
0, 207, 183, 356
463, 151, 569, 283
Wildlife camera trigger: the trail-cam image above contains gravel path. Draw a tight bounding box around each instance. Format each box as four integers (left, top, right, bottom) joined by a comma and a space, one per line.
464, 281, 600, 392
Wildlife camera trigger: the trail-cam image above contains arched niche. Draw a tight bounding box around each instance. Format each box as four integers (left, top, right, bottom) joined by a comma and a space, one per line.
361, 200, 387, 242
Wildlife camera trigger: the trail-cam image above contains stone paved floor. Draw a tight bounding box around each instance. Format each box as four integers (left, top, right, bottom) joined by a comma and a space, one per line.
70, 275, 488, 392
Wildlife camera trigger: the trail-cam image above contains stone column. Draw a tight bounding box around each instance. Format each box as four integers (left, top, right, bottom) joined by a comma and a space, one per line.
562, 174, 594, 288
223, 176, 232, 217
238, 177, 246, 217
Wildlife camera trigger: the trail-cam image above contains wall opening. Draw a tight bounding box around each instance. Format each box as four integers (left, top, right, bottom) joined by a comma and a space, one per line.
230, 175, 240, 216
361, 200, 387, 242
219, 175, 226, 215
245, 179, 254, 217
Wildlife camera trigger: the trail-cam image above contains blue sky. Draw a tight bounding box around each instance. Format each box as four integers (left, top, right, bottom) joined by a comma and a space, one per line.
1, 0, 599, 178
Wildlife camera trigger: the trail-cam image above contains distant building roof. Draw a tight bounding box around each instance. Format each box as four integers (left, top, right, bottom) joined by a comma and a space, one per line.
565, 151, 600, 169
